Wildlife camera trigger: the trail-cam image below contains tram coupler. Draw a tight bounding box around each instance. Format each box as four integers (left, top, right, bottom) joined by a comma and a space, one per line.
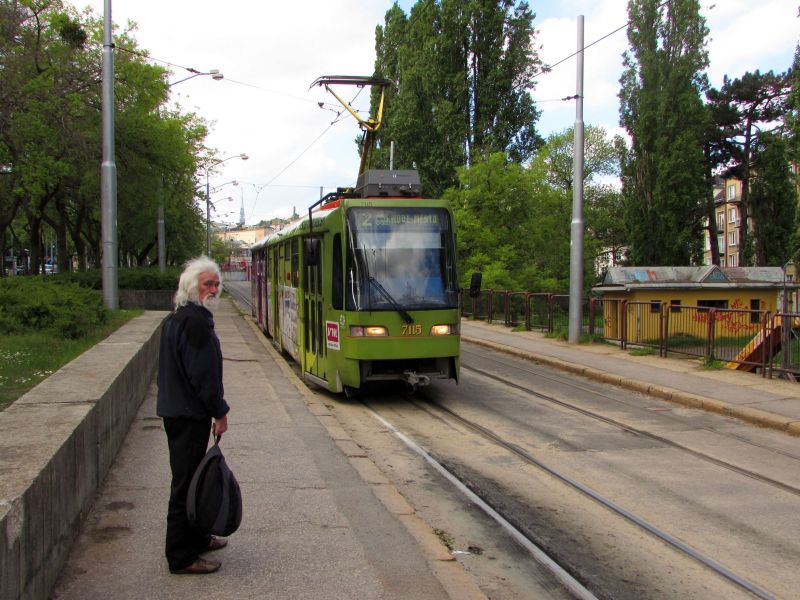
403, 371, 430, 394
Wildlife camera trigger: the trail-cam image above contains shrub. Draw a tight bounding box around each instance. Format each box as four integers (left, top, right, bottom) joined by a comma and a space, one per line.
0, 277, 107, 338
54, 266, 181, 290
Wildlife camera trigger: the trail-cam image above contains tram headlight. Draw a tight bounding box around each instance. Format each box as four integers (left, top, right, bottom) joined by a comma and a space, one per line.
349, 325, 388, 337
430, 324, 458, 336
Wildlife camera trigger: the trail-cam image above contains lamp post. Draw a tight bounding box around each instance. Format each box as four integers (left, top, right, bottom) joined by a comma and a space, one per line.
101, 0, 117, 308
205, 154, 248, 257
158, 68, 225, 272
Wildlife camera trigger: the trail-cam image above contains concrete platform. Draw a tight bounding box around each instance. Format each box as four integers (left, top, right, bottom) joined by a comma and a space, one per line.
51, 300, 485, 600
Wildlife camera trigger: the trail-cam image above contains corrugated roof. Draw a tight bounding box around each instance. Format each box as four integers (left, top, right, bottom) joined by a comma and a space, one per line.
602, 266, 722, 285
596, 265, 793, 291
721, 266, 785, 283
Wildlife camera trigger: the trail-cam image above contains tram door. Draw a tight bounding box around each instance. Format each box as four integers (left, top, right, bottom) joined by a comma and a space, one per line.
303, 236, 325, 381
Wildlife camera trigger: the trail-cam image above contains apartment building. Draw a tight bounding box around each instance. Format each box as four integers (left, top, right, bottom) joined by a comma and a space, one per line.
703, 177, 743, 268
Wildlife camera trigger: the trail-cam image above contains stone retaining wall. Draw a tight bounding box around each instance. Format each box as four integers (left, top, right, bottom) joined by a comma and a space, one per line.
119, 289, 174, 311
0, 311, 167, 600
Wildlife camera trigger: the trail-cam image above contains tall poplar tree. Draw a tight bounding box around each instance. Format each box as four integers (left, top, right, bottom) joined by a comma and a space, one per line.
371, 0, 542, 197
618, 0, 710, 266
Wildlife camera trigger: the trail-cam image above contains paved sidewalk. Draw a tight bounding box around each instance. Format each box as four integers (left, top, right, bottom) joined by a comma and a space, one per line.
461, 319, 800, 437
53, 300, 485, 600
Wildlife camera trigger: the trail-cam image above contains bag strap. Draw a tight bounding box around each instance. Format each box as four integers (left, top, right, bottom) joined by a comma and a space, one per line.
212, 457, 233, 533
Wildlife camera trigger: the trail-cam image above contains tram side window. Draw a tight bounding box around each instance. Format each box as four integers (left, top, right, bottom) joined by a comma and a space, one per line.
291, 239, 299, 287
332, 234, 343, 310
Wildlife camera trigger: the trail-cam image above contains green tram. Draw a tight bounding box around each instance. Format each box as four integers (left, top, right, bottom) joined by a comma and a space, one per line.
250, 169, 461, 395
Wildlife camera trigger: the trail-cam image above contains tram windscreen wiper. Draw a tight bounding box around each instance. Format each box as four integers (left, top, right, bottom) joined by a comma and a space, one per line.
368, 276, 414, 324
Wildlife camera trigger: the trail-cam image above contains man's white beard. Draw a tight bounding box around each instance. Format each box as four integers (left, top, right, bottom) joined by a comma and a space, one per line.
202, 294, 220, 312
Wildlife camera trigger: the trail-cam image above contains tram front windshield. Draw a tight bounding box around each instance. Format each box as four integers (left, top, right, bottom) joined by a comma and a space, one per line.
346, 207, 458, 311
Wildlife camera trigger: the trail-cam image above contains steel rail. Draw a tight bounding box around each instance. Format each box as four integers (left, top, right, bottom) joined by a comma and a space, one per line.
461, 351, 800, 497
365, 406, 599, 600
417, 395, 778, 600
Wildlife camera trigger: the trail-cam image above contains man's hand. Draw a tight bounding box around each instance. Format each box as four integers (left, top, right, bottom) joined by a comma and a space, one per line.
212, 414, 228, 437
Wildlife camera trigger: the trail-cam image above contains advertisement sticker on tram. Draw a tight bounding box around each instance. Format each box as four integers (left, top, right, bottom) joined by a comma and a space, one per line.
326, 321, 340, 350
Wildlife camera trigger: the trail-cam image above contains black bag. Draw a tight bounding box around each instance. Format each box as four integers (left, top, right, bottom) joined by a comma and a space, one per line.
187, 435, 242, 537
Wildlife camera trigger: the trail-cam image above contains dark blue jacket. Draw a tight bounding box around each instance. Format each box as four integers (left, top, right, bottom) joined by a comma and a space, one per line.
157, 303, 230, 420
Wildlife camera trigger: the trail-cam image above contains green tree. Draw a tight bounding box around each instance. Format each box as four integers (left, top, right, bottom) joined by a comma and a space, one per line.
706, 69, 792, 265
619, 0, 710, 266
371, 0, 542, 197
445, 152, 573, 292
786, 46, 800, 163
532, 126, 625, 281
0, 1, 210, 274
748, 133, 797, 265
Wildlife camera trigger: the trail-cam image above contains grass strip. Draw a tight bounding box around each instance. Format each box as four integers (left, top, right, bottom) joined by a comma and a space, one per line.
0, 309, 143, 412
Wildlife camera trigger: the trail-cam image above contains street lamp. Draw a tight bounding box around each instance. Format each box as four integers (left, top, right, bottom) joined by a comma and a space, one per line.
158, 67, 225, 272
205, 154, 248, 257
169, 68, 224, 87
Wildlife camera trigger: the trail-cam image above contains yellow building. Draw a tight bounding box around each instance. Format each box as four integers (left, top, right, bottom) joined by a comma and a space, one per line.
593, 266, 799, 343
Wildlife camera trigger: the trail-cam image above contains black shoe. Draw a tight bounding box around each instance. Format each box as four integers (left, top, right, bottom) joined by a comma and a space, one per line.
170, 557, 221, 575
206, 536, 228, 552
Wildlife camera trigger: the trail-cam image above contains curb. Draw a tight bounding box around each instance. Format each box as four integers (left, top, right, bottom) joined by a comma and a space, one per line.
242, 314, 489, 600
463, 335, 800, 438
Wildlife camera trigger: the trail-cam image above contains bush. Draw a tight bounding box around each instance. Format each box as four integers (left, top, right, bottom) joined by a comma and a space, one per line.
0, 277, 107, 338
54, 266, 181, 291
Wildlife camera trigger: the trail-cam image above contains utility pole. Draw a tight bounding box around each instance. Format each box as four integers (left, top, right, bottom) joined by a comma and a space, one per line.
157, 179, 166, 272
568, 15, 585, 344
101, 0, 118, 309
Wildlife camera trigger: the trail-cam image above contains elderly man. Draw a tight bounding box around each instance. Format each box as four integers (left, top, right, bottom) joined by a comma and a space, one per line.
157, 256, 230, 575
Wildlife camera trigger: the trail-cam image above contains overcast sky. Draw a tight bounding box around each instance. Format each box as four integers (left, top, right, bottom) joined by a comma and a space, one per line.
67, 0, 798, 225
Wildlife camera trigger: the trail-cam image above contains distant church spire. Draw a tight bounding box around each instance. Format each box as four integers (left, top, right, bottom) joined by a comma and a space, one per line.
239, 194, 245, 227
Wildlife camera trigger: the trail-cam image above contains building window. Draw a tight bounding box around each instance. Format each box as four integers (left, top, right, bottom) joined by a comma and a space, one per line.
717, 214, 725, 231
729, 253, 738, 267
728, 206, 737, 223
717, 235, 725, 251
698, 299, 728, 312
720, 255, 726, 267
650, 300, 660, 313
728, 230, 737, 246
727, 184, 736, 200
670, 299, 681, 313
750, 299, 761, 324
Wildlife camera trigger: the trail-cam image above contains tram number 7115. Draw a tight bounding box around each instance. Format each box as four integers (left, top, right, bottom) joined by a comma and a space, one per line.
401, 324, 423, 336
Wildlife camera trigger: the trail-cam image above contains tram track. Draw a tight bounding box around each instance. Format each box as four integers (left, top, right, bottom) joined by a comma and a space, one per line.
394, 394, 777, 600
460, 351, 800, 498
226, 282, 795, 598
462, 346, 800, 465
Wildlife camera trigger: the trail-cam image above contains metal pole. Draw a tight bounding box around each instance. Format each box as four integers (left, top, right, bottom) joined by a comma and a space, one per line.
206, 170, 212, 257
568, 15, 585, 344
101, 0, 118, 309
390, 141, 395, 170
157, 179, 166, 272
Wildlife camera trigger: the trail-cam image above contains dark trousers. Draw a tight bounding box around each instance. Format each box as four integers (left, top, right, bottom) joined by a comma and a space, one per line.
163, 417, 212, 571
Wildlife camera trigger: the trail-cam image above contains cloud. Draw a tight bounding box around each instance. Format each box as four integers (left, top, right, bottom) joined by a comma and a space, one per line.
68, 0, 797, 223
535, 0, 797, 142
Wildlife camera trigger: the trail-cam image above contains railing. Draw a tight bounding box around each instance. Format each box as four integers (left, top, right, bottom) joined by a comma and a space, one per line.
621, 301, 663, 352
768, 312, 800, 380
460, 290, 798, 380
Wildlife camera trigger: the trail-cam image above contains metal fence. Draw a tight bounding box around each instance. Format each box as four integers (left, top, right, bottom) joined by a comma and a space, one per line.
768, 312, 800, 380
461, 291, 800, 380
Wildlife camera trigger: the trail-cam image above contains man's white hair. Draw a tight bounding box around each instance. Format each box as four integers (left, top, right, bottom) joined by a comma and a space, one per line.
174, 255, 222, 309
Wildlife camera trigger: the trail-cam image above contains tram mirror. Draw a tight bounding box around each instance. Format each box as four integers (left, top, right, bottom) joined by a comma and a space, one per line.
304, 238, 321, 266
468, 272, 482, 298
